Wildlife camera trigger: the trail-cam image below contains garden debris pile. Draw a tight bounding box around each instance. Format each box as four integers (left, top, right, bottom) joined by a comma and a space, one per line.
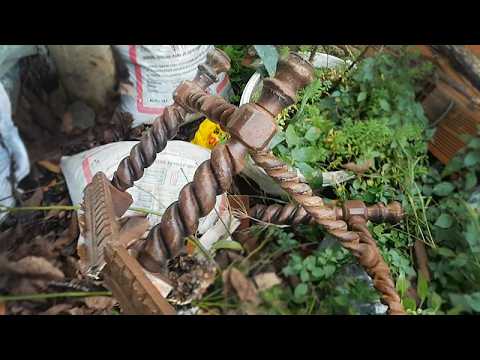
0, 49, 204, 315
2, 45, 480, 315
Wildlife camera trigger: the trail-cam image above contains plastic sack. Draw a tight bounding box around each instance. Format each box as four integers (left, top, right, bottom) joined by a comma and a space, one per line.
0, 83, 30, 222
0, 45, 41, 79
113, 45, 232, 128
60, 140, 225, 234
0, 45, 45, 112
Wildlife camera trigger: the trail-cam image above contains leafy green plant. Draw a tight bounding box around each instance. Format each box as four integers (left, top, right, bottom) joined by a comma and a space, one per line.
418, 132, 480, 313
253, 225, 381, 315
253, 45, 279, 77
203, 45, 480, 315
395, 272, 443, 315
216, 45, 255, 104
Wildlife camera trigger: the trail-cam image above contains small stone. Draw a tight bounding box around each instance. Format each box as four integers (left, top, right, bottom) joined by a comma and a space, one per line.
66, 101, 96, 130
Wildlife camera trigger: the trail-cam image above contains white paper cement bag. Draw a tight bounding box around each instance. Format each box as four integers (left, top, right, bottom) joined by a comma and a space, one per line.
60, 140, 225, 233
114, 45, 232, 127
0, 83, 30, 222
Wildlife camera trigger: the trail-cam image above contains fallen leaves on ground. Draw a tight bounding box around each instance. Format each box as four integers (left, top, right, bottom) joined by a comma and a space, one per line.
37, 160, 61, 174
253, 272, 282, 292
1, 256, 65, 280
83, 296, 117, 311
223, 267, 260, 306
23, 188, 44, 207
40, 303, 73, 315
342, 158, 374, 174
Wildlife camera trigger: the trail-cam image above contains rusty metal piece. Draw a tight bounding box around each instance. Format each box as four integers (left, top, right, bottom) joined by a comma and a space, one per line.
137, 138, 250, 272
111, 48, 231, 192
249, 200, 405, 226
103, 242, 176, 315
250, 150, 405, 315
81, 172, 133, 272
83, 50, 404, 314
347, 215, 405, 315
257, 53, 315, 116
174, 81, 237, 128
226, 104, 277, 151
364, 201, 405, 224
249, 202, 313, 226
175, 81, 279, 149
81, 172, 175, 314
137, 53, 315, 273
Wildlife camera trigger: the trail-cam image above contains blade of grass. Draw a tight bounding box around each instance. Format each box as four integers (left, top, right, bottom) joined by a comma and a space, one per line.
0, 291, 112, 302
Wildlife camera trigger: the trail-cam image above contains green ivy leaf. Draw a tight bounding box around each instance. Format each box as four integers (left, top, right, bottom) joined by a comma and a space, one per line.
304, 256, 316, 271
396, 272, 409, 298
323, 265, 336, 278
443, 157, 463, 176
297, 162, 314, 178
450, 292, 480, 313
294, 283, 308, 298
285, 126, 300, 147
428, 292, 443, 311
379, 99, 391, 112
465, 221, 480, 254
211, 240, 244, 252
300, 269, 310, 282
464, 151, 480, 167
465, 292, 480, 312
357, 92, 367, 102
292, 147, 318, 162
305, 127, 321, 142
433, 182, 455, 197
465, 171, 478, 191
253, 45, 279, 78
436, 247, 455, 258
270, 132, 285, 149
468, 137, 480, 150
417, 273, 429, 304
434, 213, 453, 229
311, 267, 323, 279
422, 184, 433, 196
403, 297, 417, 311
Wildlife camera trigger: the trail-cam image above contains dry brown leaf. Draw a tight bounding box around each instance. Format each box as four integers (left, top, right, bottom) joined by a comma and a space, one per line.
54, 215, 79, 251
41, 179, 58, 193
0, 302, 5, 315
4, 256, 65, 280
341, 158, 374, 174
45, 198, 69, 220
61, 112, 74, 134
253, 272, 282, 292
223, 268, 260, 306
40, 303, 73, 315
23, 188, 44, 207
68, 307, 87, 315
84, 296, 116, 311
37, 160, 61, 174
9, 278, 46, 296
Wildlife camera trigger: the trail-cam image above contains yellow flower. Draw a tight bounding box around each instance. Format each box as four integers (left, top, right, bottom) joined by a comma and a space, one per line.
191, 118, 227, 150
